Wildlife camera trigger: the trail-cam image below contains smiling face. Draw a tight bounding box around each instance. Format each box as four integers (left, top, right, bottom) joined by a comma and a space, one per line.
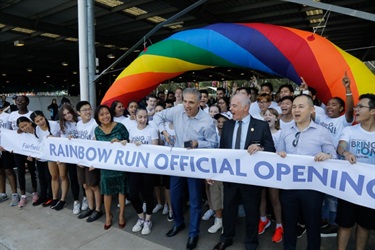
264, 110, 278, 128
326, 98, 343, 118
127, 102, 138, 118
18, 121, 34, 133
230, 94, 249, 121
280, 99, 293, 115
279, 87, 293, 99
98, 107, 112, 126
62, 108, 74, 122
209, 105, 220, 118
217, 90, 225, 100
146, 97, 157, 109
77, 104, 92, 122
115, 102, 125, 117
33, 115, 47, 128
257, 98, 271, 112
175, 89, 183, 102
217, 98, 228, 112
16, 96, 29, 110
183, 93, 200, 117
135, 109, 148, 128
200, 93, 208, 107
292, 95, 314, 125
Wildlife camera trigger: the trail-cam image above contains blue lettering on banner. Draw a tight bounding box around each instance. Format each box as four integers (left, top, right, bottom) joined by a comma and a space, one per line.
339, 172, 364, 195
277, 163, 290, 181
170, 155, 179, 170
219, 159, 234, 175
307, 167, 328, 185
254, 161, 274, 179
154, 154, 168, 170
196, 157, 209, 173
293, 165, 306, 182
180, 155, 189, 171
50, 143, 111, 162
366, 179, 375, 199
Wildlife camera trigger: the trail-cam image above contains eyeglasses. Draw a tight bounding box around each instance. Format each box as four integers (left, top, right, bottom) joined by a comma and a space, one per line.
353, 104, 371, 110
292, 132, 301, 147
80, 108, 92, 112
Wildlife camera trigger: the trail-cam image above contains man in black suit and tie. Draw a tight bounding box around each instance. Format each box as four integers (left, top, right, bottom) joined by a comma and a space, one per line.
213, 94, 276, 250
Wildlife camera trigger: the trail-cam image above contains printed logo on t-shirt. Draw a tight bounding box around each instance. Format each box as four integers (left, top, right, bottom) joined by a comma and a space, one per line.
131, 135, 150, 144
319, 121, 337, 134
351, 140, 375, 159
76, 130, 93, 140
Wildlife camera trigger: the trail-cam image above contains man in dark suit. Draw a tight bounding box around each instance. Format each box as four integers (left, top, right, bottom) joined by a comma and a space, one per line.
213, 94, 276, 250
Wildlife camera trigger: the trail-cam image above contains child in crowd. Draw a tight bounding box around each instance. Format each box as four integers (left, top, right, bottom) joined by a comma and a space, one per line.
259, 108, 283, 243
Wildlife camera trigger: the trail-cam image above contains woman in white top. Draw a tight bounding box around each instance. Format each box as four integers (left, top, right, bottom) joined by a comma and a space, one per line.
122, 101, 138, 132
58, 104, 82, 214
30, 111, 68, 211
110, 101, 126, 123
122, 107, 159, 235
258, 108, 283, 243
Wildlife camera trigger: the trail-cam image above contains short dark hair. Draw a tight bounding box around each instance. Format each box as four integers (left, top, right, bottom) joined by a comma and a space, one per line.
217, 87, 226, 93
236, 87, 250, 95
359, 93, 375, 109
199, 89, 209, 96
278, 84, 294, 94
279, 95, 294, 103
261, 82, 273, 93
94, 105, 113, 126
249, 87, 258, 95
76, 101, 91, 112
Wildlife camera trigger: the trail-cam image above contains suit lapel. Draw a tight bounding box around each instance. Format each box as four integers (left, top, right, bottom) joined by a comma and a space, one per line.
245, 118, 256, 147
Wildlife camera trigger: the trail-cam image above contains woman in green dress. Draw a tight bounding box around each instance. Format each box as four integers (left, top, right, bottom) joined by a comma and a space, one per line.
94, 105, 129, 230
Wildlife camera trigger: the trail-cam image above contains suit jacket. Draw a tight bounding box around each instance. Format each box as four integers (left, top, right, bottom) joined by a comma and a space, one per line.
220, 116, 275, 153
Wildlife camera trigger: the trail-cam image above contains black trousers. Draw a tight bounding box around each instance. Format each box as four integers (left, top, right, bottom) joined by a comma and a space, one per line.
280, 189, 324, 250
221, 182, 262, 250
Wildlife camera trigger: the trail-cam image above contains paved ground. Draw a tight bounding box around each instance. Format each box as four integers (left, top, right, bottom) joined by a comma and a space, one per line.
0, 175, 374, 249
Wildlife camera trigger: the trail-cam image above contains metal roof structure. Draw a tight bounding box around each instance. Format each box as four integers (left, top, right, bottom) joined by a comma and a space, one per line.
0, 0, 374, 95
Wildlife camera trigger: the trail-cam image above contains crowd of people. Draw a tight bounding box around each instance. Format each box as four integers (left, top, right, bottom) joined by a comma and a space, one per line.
0, 74, 374, 250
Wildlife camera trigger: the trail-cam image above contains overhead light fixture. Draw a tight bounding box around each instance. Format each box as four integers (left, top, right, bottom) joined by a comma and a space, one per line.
14, 40, 24, 46
27, 68, 32, 72
62, 62, 68, 66
107, 54, 115, 59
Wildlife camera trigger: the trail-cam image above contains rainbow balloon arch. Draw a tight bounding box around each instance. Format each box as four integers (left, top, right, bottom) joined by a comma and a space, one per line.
101, 23, 375, 106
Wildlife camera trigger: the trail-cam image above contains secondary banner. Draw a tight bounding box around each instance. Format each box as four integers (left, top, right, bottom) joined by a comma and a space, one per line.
1, 128, 374, 209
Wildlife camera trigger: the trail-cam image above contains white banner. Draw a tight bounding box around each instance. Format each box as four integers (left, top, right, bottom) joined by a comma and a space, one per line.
1, 128, 374, 209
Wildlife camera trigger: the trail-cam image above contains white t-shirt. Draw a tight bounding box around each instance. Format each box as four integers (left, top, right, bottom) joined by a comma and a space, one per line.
315, 114, 352, 146
114, 116, 126, 123
314, 105, 326, 117
76, 118, 97, 140
163, 122, 175, 146
8, 110, 33, 130
249, 101, 281, 116
272, 130, 281, 148
339, 124, 375, 165
252, 113, 264, 121
128, 125, 159, 145
61, 121, 78, 138
121, 117, 137, 132
35, 120, 61, 139
0, 112, 10, 145
280, 119, 294, 129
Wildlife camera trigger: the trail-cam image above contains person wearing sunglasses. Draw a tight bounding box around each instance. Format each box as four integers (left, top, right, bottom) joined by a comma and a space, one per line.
276, 94, 337, 250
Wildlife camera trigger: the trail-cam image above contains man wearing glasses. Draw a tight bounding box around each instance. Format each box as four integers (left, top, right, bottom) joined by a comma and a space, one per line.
276, 94, 336, 250
75, 101, 103, 223
336, 93, 375, 250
